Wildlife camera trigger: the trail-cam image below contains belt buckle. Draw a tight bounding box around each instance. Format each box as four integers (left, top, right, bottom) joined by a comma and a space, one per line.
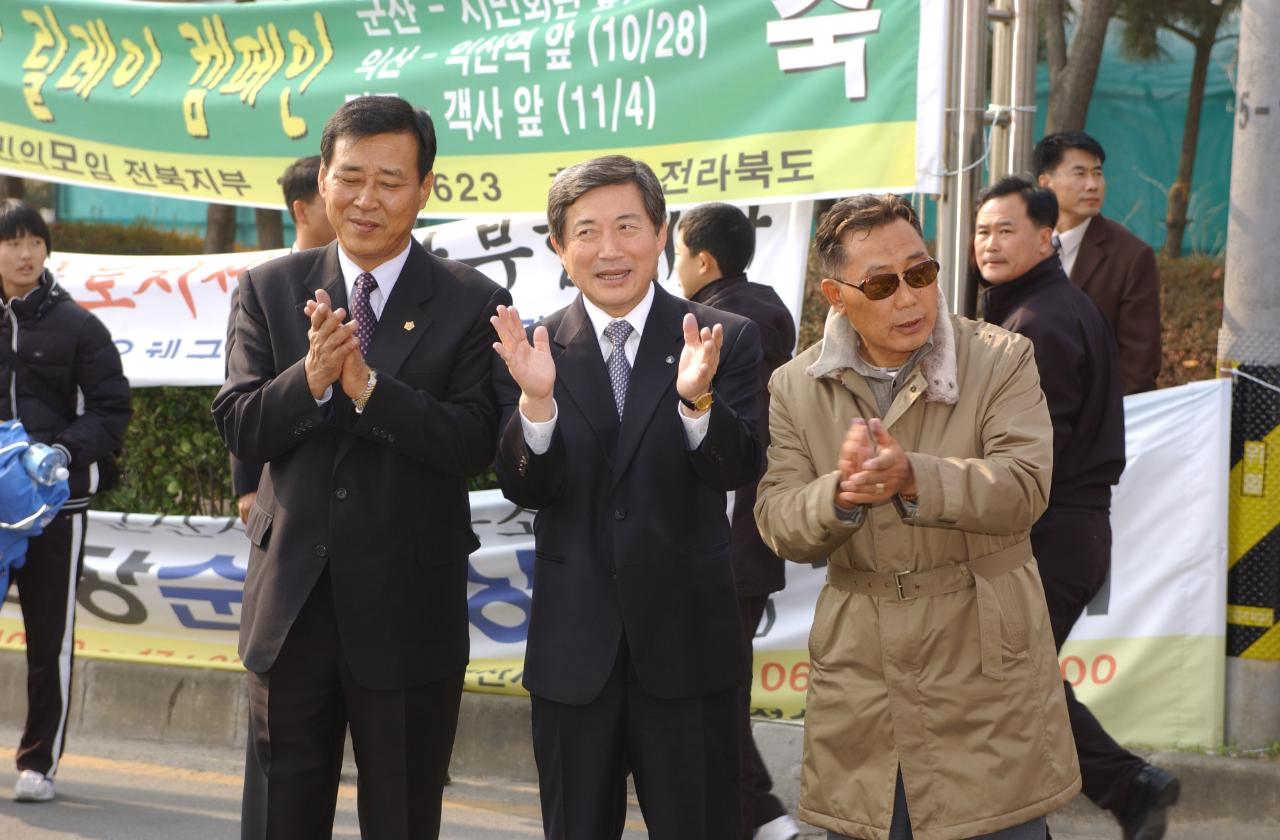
895, 570, 914, 600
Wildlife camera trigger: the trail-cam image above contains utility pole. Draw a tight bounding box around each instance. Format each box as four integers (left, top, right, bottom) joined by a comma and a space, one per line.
1219, 0, 1280, 749
935, 0, 988, 316
988, 0, 1038, 180
937, 0, 1037, 315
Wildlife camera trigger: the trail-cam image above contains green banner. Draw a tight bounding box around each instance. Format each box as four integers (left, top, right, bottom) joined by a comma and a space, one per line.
0, 0, 943, 213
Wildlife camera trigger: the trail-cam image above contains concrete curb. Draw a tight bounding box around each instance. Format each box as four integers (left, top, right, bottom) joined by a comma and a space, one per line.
3, 653, 1277, 837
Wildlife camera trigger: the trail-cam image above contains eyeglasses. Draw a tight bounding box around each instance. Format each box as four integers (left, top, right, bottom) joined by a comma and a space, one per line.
835, 258, 939, 301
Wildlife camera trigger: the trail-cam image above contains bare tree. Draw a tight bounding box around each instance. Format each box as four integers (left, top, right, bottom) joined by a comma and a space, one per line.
0, 176, 25, 200
255, 207, 284, 250
1119, 0, 1237, 257
204, 205, 237, 254
1043, 0, 1122, 133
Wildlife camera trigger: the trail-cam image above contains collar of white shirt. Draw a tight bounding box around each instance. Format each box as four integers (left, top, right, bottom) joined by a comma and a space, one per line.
335, 239, 413, 320
1055, 216, 1092, 277
580, 281, 656, 365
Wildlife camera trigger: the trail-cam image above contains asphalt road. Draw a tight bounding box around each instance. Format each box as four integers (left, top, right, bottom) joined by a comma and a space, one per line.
0, 725, 653, 840
0, 724, 1142, 840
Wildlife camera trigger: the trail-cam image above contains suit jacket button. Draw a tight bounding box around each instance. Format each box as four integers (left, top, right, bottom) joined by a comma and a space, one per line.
314, 544, 328, 557
614, 508, 627, 521
372, 426, 383, 435
334, 487, 348, 500
609, 567, 617, 579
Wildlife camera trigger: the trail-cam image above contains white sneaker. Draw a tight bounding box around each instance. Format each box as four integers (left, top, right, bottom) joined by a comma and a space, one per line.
755, 813, 800, 840
13, 769, 55, 802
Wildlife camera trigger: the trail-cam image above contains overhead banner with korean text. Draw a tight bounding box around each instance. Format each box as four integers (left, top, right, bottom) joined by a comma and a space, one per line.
0, 380, 1231, 747
0, 0, 946, 213
47, 200, 811, 386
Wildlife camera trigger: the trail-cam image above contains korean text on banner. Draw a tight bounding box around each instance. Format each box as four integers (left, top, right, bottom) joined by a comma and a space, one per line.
49, 200, 813, 387
0, 381, 1231, 748
0, 1, 946, 212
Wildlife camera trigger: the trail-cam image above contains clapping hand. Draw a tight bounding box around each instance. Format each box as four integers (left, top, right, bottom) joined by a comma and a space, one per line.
836, 418, 916, 507
491, 304, 556, 422
303, 289, 358, 399
835, 418, 875, 510
676, 313, 722, 415
304, 290, 370, 400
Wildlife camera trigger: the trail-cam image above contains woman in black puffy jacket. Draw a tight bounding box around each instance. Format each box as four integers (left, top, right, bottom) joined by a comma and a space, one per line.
0, 198, 131, 803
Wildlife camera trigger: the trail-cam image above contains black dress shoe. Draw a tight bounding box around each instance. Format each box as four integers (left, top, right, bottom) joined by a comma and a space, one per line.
1118, 764, 1181, 840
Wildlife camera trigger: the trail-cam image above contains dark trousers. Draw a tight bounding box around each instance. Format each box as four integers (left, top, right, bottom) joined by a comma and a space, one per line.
738, 594, 787, 838
1032, 505, 1144, 815
531, 636, 742, 840
826, 768, 1047, 839
240, 567, 463, 840
5, 510, 86, 778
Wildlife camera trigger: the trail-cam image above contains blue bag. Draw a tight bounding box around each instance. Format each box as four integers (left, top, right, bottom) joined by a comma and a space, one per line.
0, 420, 71, 594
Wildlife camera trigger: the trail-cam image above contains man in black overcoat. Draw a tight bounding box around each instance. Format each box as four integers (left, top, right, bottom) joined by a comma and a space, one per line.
976, 177, 1180, 840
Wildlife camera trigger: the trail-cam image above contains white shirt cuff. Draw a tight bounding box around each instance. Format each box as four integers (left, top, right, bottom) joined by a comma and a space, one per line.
680, 404, 711, 450
520, 400, 559, 455
316, 385, 332, 406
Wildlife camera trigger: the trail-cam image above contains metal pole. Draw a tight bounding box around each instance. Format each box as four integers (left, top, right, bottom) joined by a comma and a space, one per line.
988, 0, 1014, 181
1219, 0, 1280, 750
1007, 0, 1038, 177
936, 0, 988, 317
934, 0, 961, 301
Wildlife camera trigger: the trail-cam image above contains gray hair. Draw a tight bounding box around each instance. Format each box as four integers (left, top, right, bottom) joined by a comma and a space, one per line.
546, 155, 667, 245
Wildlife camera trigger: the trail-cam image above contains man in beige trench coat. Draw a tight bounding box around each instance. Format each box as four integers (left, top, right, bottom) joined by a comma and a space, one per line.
755, 194, 1080, 840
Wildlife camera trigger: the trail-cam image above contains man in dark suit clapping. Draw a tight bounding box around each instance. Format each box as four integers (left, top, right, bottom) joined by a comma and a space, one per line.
491, 156, 764, 840
213, 96, 510, 840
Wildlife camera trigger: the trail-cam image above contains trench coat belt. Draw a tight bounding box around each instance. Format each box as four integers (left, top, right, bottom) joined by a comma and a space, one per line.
825, 539, 1033, 679
824, 538, 1032, 600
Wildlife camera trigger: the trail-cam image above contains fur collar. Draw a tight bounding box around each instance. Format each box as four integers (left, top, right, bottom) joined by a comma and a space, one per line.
806, 285, 959, 405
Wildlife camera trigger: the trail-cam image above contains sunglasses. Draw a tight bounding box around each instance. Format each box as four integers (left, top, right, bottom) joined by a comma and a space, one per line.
835, 258, 939, 301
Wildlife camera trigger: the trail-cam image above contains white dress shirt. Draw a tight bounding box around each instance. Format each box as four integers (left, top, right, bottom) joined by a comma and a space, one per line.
1055, 216, 1092, 278
316, 240, 412, 404
520, 283, 711, 453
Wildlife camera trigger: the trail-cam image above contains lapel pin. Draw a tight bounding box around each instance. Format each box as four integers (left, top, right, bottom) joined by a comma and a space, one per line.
665, 355, 675, 364
403, 320, 415, 331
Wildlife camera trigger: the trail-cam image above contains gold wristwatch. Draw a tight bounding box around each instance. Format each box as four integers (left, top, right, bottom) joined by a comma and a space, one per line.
678, 391, 714, 412
353, 369, 378, 414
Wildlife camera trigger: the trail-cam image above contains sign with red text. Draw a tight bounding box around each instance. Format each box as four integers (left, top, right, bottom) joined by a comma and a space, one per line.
50, 200, 811, 386
0, 381, 1229, 747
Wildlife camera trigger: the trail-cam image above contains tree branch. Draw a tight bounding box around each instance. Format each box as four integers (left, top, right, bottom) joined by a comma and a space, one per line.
1165, 22, 1197, 43
1043, 0, 1068, 76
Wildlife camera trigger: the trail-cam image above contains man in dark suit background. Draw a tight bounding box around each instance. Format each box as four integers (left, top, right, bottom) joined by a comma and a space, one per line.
229, 154, 336, 525
976, 177, 1180, 840
490, 155, 764, 840
1034, 131, 1162, 394
213, 96, 510, 840
673, 203, 799, 840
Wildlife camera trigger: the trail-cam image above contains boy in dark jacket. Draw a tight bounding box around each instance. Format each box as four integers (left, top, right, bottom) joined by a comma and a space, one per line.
0, 198, 132, 803
674, 203, 799, 840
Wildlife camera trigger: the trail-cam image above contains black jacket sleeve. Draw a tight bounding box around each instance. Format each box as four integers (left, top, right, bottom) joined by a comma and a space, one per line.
55, 312, 132, 466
